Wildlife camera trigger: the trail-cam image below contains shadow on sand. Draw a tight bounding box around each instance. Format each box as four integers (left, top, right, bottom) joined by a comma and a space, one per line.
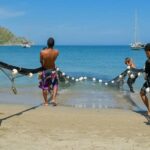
134, 110, 150, 125
0, 95, 150, 126
123, 92, 150, 125
0, 103, 43, 126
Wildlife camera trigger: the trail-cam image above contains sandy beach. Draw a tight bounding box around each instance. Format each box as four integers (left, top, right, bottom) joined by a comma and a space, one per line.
0, 104, 150, 150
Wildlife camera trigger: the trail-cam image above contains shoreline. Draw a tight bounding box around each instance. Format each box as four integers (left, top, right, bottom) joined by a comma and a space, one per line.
0, 44, 33, 47
0, 43, 24, 46
0, 103, 150, 150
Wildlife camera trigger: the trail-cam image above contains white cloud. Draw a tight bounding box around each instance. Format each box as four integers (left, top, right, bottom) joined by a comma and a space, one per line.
0, 7, 25, 19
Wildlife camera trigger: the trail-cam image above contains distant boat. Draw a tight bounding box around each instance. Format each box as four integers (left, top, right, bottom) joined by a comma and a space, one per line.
21, 42, 31, 48
130, 42, 144, 50
130, 11, 144, 50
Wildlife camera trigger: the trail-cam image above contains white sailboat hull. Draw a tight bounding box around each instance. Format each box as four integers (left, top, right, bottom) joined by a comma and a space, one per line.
130, 42, 144, 50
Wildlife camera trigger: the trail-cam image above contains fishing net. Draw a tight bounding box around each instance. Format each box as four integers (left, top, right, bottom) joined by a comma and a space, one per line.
0, 61, 144, 94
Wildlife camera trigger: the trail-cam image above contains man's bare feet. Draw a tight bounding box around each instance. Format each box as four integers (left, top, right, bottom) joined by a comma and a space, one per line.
147, 111, 150, 116
44, 103, 49, 106
51, 100, 57, 106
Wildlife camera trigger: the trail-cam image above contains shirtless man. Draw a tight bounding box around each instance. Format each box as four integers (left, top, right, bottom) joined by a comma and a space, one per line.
39, 37, 59, 106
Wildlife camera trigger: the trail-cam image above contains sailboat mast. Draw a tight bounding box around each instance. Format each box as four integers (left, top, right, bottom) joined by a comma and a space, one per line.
134, 11, 138, 43
131, 10, 143, 50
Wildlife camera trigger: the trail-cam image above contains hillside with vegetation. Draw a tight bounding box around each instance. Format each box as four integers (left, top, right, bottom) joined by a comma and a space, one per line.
0, 27, 31, 45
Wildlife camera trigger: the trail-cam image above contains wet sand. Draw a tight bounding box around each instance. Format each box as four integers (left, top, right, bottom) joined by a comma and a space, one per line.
0, 104, 150, 150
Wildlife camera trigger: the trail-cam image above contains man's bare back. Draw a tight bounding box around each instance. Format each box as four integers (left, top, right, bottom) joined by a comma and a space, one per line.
39, 37, 59, 106
40, 48, 59, 70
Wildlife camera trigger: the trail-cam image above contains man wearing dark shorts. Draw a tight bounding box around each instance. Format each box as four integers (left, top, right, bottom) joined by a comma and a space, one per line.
140, 43, 150, 116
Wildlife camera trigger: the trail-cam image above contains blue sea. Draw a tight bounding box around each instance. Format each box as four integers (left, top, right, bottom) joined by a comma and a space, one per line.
0, 45, 148, 111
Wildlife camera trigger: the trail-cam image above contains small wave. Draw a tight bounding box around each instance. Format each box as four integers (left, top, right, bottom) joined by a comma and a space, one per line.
58, 82, 145, 111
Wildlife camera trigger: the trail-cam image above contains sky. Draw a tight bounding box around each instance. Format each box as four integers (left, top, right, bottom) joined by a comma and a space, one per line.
0, 0, 150, 45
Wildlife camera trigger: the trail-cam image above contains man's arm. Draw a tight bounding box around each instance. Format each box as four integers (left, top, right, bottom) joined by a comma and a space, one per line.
40, 51, 43, 66
53, 50, 59, 61
55, 50, 59, 58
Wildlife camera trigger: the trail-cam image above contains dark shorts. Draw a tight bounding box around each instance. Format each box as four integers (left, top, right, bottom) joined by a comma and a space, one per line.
140, 81, 150, 94
39, 70, 58, 90
127, 76, 137, 84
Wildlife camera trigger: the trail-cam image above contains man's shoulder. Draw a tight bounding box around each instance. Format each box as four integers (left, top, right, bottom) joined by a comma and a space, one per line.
54, 49, 59, 55
40, 49, 46, 55
53, 48, 59, 52
41, 48, 59, 55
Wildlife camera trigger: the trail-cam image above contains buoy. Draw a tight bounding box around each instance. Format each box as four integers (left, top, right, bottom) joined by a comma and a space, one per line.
105, 82, 108, 85
146, 87, 150, 93
92, 78, 96, 81
127, 70, 131, 74
75, 79, 79, 82
83, 77, 87, 80
111, 80, 114, 84
127, 66, 131, 69
79, 77, 83, 81
66, 76, 70, 79
130, 74, 135, 79
28, 72, 33, 77
71, 77, 75, 80
56, 68, 60, 71
99, 79, 102, 83
12, 69, 18, 75
62, 72, 65, 76
119, 75, 122, 78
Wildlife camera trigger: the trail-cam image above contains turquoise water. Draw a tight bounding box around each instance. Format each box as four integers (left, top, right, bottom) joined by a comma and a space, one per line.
0, 45, 147, 110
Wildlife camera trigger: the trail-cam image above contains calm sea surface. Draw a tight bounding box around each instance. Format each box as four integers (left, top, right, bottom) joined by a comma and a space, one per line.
0, 45, 147, 110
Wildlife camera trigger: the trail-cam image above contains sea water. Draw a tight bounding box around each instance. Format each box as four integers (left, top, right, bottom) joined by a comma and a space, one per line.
0, 45, 147, 111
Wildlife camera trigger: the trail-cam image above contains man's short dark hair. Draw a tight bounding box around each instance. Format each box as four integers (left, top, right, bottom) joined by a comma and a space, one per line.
47, 37, 55, 48
124, 57, 131, 64
144, 43, 150, 51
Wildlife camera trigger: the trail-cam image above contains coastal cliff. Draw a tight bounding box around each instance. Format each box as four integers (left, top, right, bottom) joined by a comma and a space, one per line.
0, 27, 31, 45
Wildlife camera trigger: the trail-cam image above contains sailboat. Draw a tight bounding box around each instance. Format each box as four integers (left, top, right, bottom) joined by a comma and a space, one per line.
21, 42, 31, 48
130, 11, 144, 50
130, 42, 144, 50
